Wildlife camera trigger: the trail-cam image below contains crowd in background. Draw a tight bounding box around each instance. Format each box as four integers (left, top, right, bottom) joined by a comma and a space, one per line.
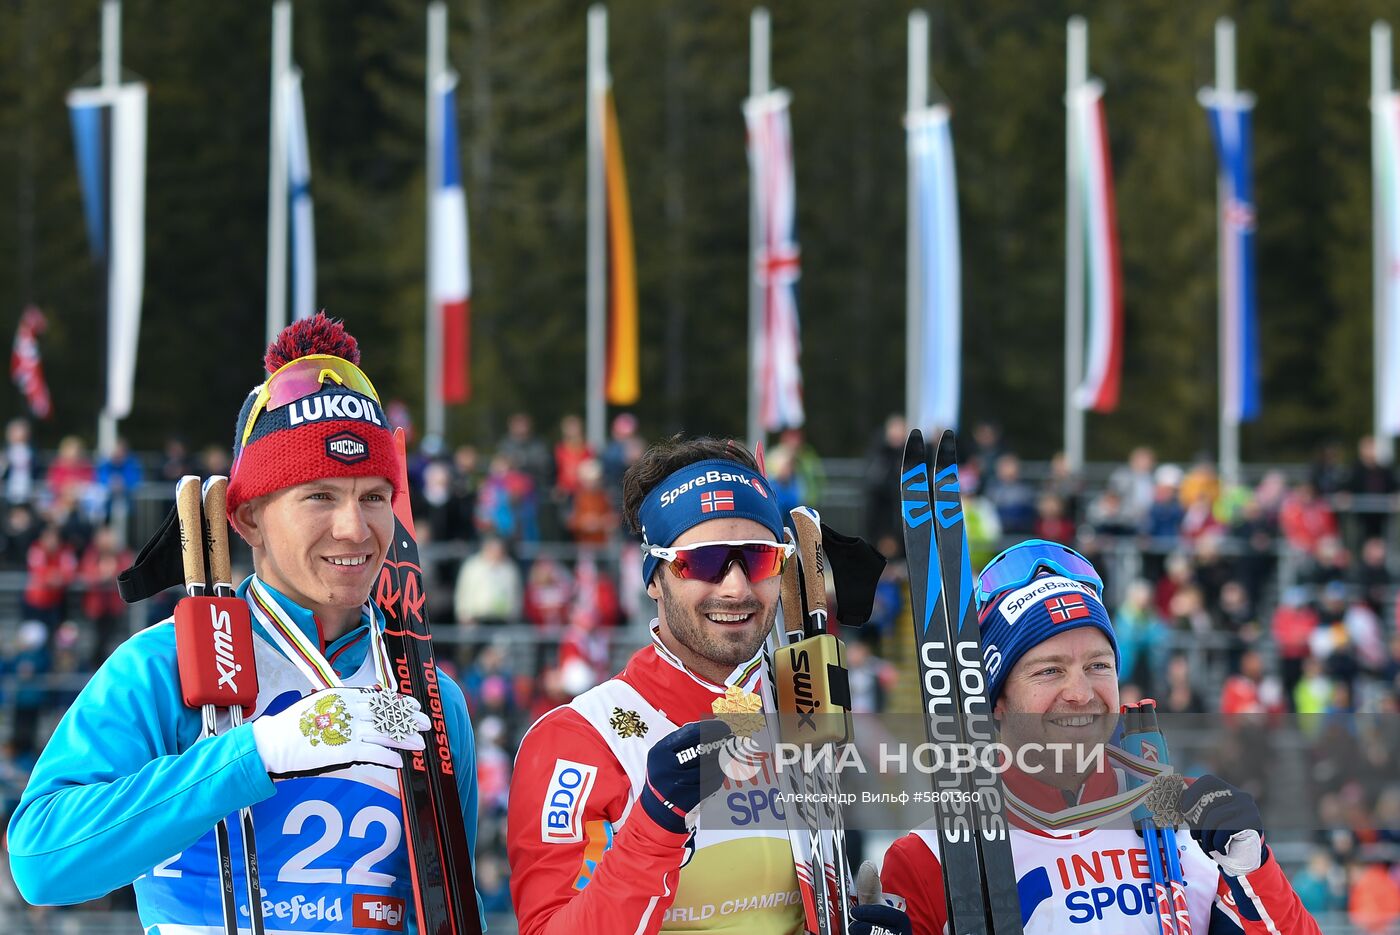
1, 411, 1400, 928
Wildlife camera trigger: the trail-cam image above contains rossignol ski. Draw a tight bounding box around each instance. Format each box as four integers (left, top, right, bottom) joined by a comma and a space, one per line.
900, 429, 1023, 935
375, 428, 481, 935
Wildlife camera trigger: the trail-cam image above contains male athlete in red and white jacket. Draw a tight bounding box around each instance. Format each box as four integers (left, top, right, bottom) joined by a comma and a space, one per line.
509, 627, 809, 934
508, 438, 908, 935
880, 540, 1320, 935
882, 766, 1320, 934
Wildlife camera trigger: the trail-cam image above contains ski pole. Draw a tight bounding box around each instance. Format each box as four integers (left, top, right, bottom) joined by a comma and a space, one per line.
767, 532, 831, 935
1138, 700, 1192, 935
201, 476, 268, 935
790, 507, 854, 935
1122, 703, 1184, 935
1122, 704, 1175, 935
173, 476, 254, 935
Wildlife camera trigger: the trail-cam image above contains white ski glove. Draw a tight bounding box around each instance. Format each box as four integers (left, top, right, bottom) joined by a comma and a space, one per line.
251, 687, 431, 779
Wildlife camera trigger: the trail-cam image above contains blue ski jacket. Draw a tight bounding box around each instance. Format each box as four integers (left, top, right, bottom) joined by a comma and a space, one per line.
7, 576, 482, 933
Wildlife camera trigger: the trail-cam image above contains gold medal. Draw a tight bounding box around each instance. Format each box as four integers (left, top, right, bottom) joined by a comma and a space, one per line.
712, 685, 764, 738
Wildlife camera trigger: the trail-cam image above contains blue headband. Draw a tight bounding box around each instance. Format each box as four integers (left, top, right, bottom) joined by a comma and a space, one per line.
979, 575, 1120, 706
639, 458, 785, 582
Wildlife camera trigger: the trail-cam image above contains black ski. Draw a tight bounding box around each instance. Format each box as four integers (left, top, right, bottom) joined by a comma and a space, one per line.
375, 428, 481, 935
900, 430, 991, 934
928, 430, 1022, 934
901, 430, 1023, 935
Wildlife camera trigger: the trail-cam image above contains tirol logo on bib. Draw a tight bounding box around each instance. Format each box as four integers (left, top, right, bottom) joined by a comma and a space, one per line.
325, 431, 369, 465
353, 894, 407, 931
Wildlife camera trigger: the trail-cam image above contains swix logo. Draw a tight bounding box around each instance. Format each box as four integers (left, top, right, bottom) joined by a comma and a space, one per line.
788, 648, 820, 730
325, 431, 369, 465
901, 464, 931, 528
209, 605, 241, 692
352, 894, 405, 931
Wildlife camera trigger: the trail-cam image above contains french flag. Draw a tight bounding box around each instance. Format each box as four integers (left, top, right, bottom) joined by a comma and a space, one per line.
432, 73, 472, 404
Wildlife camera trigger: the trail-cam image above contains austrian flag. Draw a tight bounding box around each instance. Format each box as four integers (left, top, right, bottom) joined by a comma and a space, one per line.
1045, 595, 1089, 624
700, 490, 735, 513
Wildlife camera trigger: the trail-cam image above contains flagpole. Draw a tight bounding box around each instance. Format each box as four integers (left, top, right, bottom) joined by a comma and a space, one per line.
1374, 22, 1393, 465
906, 11, 928, 430
266, 1, 291, 347
586, 6, 607, 451
747, 8, 770, 448
101, 1, 119, 92
1064, 17, 1087, 474
1215, 18, 1239, 485
97, 0, 120, 457
425, 2, 446, 445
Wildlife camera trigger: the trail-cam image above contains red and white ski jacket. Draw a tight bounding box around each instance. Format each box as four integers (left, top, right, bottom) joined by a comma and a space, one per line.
880, 766, 1321, 935
508, 629, 806, 935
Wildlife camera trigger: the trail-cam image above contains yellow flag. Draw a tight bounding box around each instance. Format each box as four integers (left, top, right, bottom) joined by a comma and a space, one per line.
604, 88, 639, 405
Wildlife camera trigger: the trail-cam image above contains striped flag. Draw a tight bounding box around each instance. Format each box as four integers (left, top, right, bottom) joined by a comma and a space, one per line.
432, 73, 472, 403
67, 80, 146, 422
283, 68, 316, 322
908, 105, 961, 431
603, 88, 638, 406
11, 307, 51, 420
1202, 91, 1260, 423
1069, 80, 1123, 413
745, 89, 804, 432
1375, 91, 1400, 434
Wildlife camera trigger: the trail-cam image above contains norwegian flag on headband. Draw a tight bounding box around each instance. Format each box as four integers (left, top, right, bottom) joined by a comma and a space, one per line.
700, 490, 735, 513
11, 307, 51, 420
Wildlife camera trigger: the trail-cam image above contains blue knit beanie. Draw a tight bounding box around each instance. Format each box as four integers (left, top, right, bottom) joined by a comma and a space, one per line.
979, 575, 1120, 706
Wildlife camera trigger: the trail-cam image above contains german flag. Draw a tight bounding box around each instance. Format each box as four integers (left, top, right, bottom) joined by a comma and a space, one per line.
603, 88, 638, 406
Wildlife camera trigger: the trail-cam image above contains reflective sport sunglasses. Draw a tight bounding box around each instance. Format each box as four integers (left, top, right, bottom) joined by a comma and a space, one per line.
975, 539, 1104, 608
240, 354, 381, 450
645, 538, 796, 584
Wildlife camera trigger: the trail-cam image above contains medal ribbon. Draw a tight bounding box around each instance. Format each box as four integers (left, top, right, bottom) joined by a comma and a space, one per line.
1001, 744, 1173, 833
248, 576, 392, 691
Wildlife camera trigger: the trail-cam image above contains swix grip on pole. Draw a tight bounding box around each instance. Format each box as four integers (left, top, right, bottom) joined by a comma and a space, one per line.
174, 596, 258, 715
775, 633, 852, 746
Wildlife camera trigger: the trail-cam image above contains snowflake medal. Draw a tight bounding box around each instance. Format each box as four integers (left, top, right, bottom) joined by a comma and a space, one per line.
369, 688, 422, 743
